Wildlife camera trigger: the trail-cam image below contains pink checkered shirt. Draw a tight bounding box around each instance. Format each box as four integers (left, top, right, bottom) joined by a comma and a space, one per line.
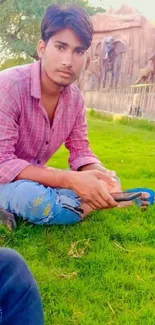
0, 60, 99, 184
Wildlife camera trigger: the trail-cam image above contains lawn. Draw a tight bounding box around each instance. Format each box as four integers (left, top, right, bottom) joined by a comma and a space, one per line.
1, 113, 155, 325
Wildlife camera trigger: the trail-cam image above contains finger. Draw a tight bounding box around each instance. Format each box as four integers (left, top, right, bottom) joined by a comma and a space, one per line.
85, 200, 102, 210
99, 166, 116, 176
83, 187, 110, 209
87, 186, 110, 208
81, 193, 102, 209
97, 184, 118, 207
85, 201, 98, 209
104, 169, 117, 177
86, 190, 117, 209
95, 171, 117, 185
109, 170, 117, 177
104, 194, 118, 207
87, 195, 109, 209
89, 201, 108, 209
117, 201, 133, 208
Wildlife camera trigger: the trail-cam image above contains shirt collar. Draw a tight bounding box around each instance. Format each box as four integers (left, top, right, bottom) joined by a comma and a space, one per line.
30, 60, 41, 99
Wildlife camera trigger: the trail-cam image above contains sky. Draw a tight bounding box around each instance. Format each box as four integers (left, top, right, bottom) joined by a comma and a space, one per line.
89, 0, 155, 21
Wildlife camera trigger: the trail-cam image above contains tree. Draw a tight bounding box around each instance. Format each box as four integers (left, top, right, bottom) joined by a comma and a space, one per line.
0, 57, 33, 70
0, 0, 105, 61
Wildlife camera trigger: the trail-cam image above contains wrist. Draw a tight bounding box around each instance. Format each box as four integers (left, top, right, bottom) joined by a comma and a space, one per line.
57, 170, 77, 189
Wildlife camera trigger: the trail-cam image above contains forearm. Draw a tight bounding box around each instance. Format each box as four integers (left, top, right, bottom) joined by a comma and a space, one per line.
79, 162, 118, 179
16, 165, 75, 189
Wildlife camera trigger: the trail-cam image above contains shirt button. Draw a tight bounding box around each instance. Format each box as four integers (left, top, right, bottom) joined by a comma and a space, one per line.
37, 160, 41, 164
45, 141, 49, 145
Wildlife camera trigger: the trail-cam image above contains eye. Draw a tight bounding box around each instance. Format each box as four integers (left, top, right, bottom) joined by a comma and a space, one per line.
56, 44, 65, 51
76, 49, 85, 55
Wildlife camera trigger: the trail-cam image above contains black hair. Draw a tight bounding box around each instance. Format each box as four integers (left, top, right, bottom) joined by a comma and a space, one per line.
41, 4, 93, 49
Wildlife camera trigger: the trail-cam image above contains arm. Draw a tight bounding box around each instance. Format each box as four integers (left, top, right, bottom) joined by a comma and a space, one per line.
64, 93, 121, 192
0, 85, 31, 183
65, 96, 101, 171
0, 81, 74, 187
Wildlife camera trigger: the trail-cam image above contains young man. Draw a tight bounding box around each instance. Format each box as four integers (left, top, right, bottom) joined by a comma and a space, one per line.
0, 248, 44, 324
0, 5, 121, 226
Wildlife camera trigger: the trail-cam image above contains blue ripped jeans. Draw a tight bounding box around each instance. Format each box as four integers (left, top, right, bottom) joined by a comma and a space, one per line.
0, 180, 83, 225
0, 248, 44, 325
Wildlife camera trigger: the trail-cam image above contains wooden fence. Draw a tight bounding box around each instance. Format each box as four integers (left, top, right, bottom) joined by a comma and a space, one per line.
83, 84, 155, 120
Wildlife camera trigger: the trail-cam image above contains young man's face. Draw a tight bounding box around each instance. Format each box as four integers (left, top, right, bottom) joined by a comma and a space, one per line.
37, 28, 87, 87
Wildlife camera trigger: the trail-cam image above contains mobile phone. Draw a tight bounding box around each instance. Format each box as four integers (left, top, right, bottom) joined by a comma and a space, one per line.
112, 191, 142, 202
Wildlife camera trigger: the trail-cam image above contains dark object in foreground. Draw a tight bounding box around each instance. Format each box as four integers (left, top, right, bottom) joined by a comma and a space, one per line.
0, 208, 16, 230
112, 191, 142, 202
0, 248, 44, 324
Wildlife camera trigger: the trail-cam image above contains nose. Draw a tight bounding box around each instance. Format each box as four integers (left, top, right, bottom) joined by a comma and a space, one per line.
61, 50, 73, 68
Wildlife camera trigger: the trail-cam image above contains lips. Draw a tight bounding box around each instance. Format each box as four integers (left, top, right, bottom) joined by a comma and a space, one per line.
57, 70, 73, 77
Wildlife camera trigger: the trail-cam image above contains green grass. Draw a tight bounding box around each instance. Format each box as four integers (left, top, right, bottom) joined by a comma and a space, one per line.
1, 114, 155, 325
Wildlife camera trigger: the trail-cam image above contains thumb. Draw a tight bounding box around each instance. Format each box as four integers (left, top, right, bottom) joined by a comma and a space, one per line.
106, 170, 117, 177
101, 167, 117, 177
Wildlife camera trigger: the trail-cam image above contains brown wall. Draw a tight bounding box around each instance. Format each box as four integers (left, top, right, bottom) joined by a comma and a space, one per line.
80, 10, 155, 89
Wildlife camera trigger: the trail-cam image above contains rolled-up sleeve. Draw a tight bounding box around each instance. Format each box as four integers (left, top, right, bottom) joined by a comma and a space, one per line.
65, 95, 101, 171
0, 85, 30, 183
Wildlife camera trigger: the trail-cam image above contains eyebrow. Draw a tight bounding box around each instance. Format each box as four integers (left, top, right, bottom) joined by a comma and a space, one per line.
54, 41, 86, 51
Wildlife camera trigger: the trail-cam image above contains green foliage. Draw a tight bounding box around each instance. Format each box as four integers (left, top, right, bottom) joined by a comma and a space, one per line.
89, 108, 114, 122
0, 57, 33, 70
0, 0, 105, 60
1, 116, 155, 324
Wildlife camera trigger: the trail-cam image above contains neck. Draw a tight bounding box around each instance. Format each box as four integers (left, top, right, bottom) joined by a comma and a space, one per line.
40, 64, 63, 97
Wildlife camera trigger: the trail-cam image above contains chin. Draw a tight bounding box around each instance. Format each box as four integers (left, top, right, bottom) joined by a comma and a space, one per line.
55, 79, 74, 87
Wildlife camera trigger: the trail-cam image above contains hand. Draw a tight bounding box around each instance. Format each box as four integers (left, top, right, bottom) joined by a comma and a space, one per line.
69, 169, 118, 210
100, 174, 121, 194
79, 163, 121, 193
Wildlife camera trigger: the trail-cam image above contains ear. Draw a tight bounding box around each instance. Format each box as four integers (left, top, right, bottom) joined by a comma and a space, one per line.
37, 40, 46, 59
94, 42, 101, 59
114, 40, 126, 55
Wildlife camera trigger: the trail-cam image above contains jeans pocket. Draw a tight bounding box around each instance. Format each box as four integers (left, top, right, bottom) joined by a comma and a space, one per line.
52, 191, 83, 225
